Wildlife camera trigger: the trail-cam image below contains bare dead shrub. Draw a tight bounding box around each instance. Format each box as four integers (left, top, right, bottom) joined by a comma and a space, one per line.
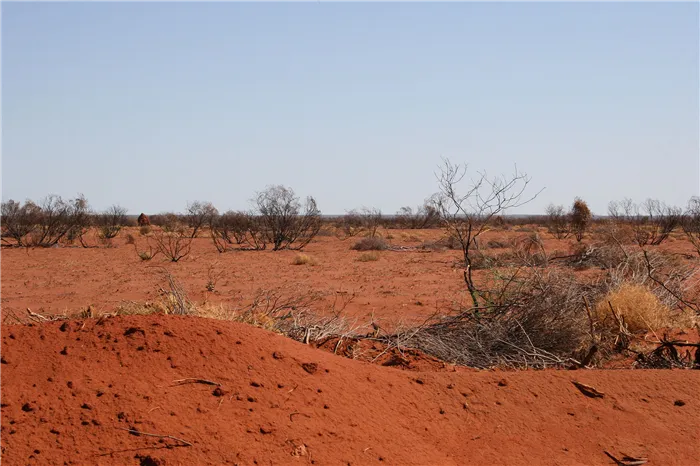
407, 269, 594, 368
210, 210, 253, 252
1, 199, 41, 246
205, 262, 224, 292
339, 210, 364, 238
351, 237, 388, 251
608, 198, 682, 246
544, 203, 570, 239
97, 205, 128, 239
396, 202, 440, 229
570, 198, 592, 242
132, 235, 160, 261
186, 201, 218, 238
432, 158, 541, 308
150, 213, 182, 232
25, 194, 92, 248
254, 185, 321, 251
682, 196, 700, 256
343, 207, 382, 238
154, 268, 196, 315
152, 222, 193, 262
510, 233, 548, 267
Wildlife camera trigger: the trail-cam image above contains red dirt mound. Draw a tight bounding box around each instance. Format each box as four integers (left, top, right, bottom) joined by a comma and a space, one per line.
2, 315, 699, 465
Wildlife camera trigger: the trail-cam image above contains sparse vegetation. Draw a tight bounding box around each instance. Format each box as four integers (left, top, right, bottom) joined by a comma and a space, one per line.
432, 158, 540, 308
570, 198, 592, 242
682, 196, 700, 256
357, 251, 380, 262
254, 185, 321, 251
351, 237, 388, 251
545, 203, 570, 239
343, 207, 382, 238
5, 185, 698, 373
396, 202, 440, 229
97, 205, 128, 239
594, 284, 690, 334
186, 201, 218, 238
292, 253, 317, 266
609, 198, 682, 246
10, 194, 93, 248
152, 221, 193, 262
1, 199, 41, 246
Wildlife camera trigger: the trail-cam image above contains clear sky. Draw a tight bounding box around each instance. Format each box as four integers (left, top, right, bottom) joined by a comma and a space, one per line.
2, 2, 698, 216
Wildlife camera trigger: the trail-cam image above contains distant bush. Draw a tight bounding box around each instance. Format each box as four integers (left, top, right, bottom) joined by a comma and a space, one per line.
1, 199, 41, 246
351, 237, 388, 251
545, 204, 570, 239
343, 207, 382, 238
255, 185, 321, 251
97, 205, 128, 239
210, 210, 250, 251
609, 198, 682, 246
139, 225, 151, 236
570, 198, 592, 242
682, 196, 700, 256
150, 213, 182, 232
21, 194, 92, 248
396, 202, 440, 229
186, 201, 218, 238
153, 222, 192, 262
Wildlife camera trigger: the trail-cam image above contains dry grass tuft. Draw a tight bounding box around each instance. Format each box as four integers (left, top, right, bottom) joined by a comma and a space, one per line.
357, 251, 380, 262
595, 284, 694, 333
291, 253, 317, 266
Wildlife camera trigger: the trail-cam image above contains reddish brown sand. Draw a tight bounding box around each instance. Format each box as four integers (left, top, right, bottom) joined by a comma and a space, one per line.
2, 315, 700, 466
3, 228, 695, 326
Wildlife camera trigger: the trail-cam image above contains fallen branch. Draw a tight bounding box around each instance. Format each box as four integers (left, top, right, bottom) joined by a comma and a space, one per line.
116, 427, 193, 447
26, 307, 68, 322
572, 380, 605, 398
171, 378, 221, 387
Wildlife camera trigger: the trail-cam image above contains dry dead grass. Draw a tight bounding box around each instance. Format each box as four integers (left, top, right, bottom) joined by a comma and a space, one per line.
357, 251, 380, 262
291, 253, 317, 266
595, 284, 695, 333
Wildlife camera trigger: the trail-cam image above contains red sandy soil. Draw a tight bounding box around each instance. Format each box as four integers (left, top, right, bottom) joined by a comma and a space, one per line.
2, 228, 696, 327
2, 315, 700, 466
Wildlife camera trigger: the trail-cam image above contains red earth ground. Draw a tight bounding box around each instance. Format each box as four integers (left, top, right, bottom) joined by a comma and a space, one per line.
1, 227, 696, 326
2, 227, 699, 464
2, 315, 699, 466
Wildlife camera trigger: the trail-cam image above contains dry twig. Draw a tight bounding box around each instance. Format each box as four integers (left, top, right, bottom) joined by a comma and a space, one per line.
116, 427, 193, 447
171, 378, 221, 387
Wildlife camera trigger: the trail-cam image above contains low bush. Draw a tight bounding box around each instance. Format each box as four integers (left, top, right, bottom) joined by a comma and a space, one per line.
595, 284, 693, 333
351, 237, 388, 251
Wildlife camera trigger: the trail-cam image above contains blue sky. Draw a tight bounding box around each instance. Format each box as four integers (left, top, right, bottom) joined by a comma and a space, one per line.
2, 2, 698, 215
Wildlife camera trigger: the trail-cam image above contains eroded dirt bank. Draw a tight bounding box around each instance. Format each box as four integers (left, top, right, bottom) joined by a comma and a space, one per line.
1, 315, 699, 465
